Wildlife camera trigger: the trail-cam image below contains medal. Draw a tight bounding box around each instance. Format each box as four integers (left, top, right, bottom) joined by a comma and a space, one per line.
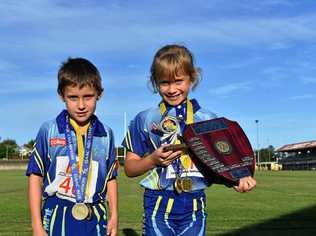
174, 177, 183, 194
181, 177, 193, 192
65, 114, 96, 220
72, 203, 90, 221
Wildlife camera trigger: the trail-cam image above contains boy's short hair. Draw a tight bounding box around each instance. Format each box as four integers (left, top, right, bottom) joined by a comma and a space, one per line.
57, 57, 104, 96
150, 44, 201, 93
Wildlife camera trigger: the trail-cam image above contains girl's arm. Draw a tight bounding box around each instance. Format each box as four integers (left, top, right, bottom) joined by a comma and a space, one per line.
28, 174, 47, 236
234, 176, 257, 193
124, 146, 182, 177
106, 179, 118, 236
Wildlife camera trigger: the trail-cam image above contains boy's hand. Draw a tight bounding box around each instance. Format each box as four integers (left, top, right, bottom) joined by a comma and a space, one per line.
151, 145, 182, 167
106, 216, 118, 236
33, 225, 48, 236
234, 176, 256, 193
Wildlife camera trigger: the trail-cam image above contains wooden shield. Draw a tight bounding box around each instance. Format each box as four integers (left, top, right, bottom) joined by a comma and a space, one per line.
183, 117, 255, 185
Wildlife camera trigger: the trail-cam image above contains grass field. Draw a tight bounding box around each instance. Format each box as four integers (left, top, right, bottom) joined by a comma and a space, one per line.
0, 169, 315, 236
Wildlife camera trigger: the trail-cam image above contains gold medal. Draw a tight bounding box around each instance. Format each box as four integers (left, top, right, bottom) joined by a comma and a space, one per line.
86, 204, 92, 220
181, 177, 193, 192
174, 177, 183, 194
72, 203, 90, 221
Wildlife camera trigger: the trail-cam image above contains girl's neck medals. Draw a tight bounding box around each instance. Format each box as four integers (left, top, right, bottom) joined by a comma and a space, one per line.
159, 99, 194, 193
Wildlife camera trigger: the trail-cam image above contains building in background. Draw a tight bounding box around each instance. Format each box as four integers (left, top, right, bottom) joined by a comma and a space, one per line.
276, 140, 316, 170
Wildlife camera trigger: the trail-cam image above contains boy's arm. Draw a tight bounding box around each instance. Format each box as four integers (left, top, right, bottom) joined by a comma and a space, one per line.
124, 147, 182, 177
28, 174, 47, 236
106, 179, 118, 236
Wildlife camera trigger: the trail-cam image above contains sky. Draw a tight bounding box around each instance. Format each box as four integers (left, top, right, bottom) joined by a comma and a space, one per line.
0, 0, 316, 150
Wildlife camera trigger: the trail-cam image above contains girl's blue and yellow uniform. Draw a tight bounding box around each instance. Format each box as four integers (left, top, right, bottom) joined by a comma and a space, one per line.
26, 110, 118, 236
122, 99, 217, 236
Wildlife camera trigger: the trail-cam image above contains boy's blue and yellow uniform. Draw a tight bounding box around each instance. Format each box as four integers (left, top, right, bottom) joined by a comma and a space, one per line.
26, 110, 118, 236
122, 99, 217, 236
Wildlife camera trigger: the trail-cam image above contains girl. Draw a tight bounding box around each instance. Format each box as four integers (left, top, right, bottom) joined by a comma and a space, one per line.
122, 44, 256, 236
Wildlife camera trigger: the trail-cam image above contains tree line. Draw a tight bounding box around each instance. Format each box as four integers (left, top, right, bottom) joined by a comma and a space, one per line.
0, 139, 34, 159
0, 138, 276, 163
255, 145, 277, 162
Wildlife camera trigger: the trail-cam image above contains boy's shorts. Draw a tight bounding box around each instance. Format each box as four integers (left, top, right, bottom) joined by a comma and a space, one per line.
143, 189, 207, 236
41, 196, 107, 236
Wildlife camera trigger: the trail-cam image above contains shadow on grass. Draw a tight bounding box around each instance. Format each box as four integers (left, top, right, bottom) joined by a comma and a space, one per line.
121, 205, 316, 236
223, 204, 316, 236
122, 228, 140, 236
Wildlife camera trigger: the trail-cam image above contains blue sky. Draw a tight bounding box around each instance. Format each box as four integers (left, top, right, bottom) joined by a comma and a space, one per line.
1, 0, 316, 150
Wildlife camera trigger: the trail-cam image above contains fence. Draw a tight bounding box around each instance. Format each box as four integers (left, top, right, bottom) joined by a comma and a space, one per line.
0, 159, 28, 170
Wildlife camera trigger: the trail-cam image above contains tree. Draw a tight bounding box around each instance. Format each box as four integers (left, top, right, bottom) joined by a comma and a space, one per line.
256, 145, 275, 162
24, 139, 35, 149
116, 146, 125, 165
0, 139, 19, 159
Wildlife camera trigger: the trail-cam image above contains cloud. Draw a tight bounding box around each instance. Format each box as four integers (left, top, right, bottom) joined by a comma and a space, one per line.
300, 77, 316, 84
207, 15, 316, 47
261, 59, 316, 87
0, 75, 55, 95
241, 0, 296, 12
209, 82, 252, 97
101, 70, 150, 91
289, 94, 315, 100
261, 66, 289, 83
1, 0, 316, 148
218, 57, 263, 69
1, 1, 316, 59
0, 59, 19, 72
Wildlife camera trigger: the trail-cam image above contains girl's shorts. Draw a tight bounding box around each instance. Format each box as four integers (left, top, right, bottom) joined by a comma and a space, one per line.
143, 189, 207, 236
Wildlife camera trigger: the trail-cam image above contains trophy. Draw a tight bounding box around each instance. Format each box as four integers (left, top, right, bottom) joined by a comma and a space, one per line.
165, 117, 255, 185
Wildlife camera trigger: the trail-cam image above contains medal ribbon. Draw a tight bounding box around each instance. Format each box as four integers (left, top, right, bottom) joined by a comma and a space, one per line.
65, 115, 95, 203
159, 99, 194, 176
179, 99, 193, 172
70, 119, 90, 174
159, 98, 193, 125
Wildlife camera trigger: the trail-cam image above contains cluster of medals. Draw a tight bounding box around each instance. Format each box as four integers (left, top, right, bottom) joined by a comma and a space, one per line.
158, 114, 193, 194
65, 115, 95, 221
174, 175, 193, 194
174, 157, 193, 194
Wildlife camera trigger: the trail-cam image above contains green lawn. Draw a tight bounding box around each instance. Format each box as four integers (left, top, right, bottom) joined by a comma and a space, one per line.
0, 170, 315, 235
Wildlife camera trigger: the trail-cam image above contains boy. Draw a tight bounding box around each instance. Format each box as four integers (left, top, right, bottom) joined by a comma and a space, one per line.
26, 58, 118, 236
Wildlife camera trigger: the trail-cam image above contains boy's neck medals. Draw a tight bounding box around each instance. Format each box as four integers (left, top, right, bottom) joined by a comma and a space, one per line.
65, 115, 95, 220
71, 202, 92, 221
160, 99, 194, 193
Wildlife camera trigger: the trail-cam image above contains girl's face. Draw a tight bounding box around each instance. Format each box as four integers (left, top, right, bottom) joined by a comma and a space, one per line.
158, 73, 192, 106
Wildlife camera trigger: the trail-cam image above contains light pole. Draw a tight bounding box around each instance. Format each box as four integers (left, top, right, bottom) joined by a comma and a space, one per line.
267, 138, 271, 162
255, 120, 260, 167
6, 145, 9, 160
123, 111, 127, 158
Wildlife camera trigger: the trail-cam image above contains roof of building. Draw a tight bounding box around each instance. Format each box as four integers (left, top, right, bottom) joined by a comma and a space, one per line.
276, 140, 316, 152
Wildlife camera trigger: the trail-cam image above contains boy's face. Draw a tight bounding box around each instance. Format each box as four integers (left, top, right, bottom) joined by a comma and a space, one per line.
61, 85, 99, 126
158, 73, 191, 106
